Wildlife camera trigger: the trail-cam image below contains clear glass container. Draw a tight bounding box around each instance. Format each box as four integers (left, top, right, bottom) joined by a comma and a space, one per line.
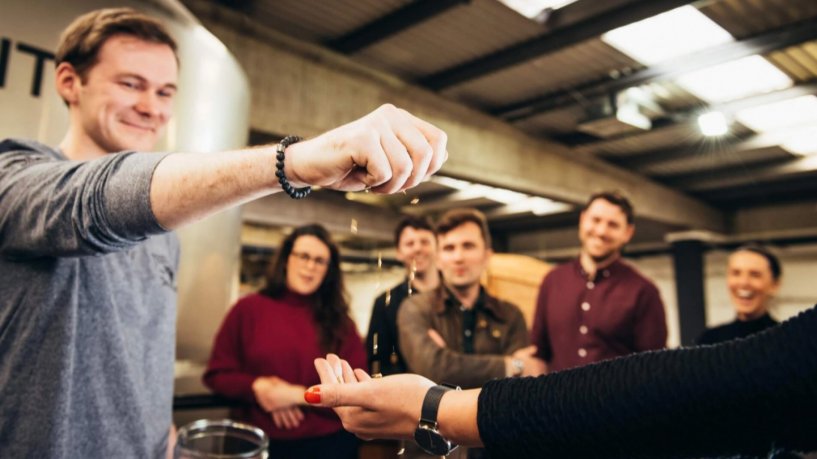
174, 419, 269, 459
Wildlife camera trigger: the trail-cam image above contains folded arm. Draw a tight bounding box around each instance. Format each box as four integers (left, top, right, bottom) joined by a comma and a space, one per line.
397, 298, 506, 387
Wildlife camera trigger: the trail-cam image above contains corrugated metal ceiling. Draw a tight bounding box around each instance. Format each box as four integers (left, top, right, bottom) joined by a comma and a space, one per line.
700, 0, 817, 39
356, 0, 543, 80
442, 38, 642, 109
200, 0, 817, 220
246, 0, 410, 43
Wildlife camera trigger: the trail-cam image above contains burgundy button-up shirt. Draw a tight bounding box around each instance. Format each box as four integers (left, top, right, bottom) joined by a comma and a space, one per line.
531, 258, 667, 372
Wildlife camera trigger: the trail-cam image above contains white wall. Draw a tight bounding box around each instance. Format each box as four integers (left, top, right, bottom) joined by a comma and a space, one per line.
345, 267, 405, 337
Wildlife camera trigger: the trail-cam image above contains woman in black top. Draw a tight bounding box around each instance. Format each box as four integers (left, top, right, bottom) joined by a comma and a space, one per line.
697, 244, 782, 345
309, 304, 817, 458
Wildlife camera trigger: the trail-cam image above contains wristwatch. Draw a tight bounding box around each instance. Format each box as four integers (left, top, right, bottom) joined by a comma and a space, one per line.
414, 384, 461, 456
511, 358, 525, 376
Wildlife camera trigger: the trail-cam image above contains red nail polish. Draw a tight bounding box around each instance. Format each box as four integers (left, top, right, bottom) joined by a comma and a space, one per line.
304, 387, 321, 404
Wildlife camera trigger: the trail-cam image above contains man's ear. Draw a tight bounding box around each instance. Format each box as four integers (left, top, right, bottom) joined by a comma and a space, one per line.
55, 62, 81, 105
623, 224, 635, 244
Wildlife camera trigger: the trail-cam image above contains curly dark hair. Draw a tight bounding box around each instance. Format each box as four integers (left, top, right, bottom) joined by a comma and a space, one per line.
262, 224, 351, 353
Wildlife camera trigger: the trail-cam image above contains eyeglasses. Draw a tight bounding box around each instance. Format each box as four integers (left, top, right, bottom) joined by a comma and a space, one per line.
290, 251, 329, 267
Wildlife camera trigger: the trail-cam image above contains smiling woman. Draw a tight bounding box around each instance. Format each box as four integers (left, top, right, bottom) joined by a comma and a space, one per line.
203, 224, 366, 458
696, 244, 782, 345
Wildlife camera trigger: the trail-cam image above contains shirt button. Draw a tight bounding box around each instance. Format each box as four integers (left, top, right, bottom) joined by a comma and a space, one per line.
578, 348, 587, 358
579, 325, 588, 334
581, 302, 591, 311
464, 329, 472, 337
586, 281, 595, 289
603, 270, 610, 278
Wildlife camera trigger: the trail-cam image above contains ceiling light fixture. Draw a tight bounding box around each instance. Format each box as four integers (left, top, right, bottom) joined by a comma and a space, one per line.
602, 6, 733, 65
697, 111, 729, 137
676, 55, 792, 103
498, 0, 578, 19
782, 127, 817, 156
735, 95, 817, 133
428, 177, 571, 216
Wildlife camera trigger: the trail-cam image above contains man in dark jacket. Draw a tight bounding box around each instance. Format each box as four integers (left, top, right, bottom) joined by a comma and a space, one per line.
367, 215, 440, 376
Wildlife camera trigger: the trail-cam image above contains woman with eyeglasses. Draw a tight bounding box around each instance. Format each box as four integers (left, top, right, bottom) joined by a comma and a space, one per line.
204, 223, 366, 459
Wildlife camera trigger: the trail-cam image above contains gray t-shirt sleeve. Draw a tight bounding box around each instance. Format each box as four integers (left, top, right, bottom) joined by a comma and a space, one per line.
0, 143, 169, 258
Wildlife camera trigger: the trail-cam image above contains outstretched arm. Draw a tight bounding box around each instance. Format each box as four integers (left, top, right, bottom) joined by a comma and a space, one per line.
150, 104, 446, 229
0, 105, 446, 257
310, 306, 817, 459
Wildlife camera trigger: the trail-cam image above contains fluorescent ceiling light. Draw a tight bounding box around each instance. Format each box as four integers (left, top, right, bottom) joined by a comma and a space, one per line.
527, 197, 571, 216
602, 6, 733, 65
430, 176, 471, 190
473, 185, 529, 205
782, 127, 817, 156
498, 0, 577, 19
429, 176, 571, 215
735, 95, 817, 132
616, 102, 652, 131
697, 111, 729, 137
676, 55, 792, 103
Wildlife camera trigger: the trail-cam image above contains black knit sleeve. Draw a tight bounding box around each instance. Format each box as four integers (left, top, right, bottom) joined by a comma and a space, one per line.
477, 306, 817, 458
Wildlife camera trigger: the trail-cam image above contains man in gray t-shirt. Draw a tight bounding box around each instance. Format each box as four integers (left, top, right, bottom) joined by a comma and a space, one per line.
0, 8, 447, 458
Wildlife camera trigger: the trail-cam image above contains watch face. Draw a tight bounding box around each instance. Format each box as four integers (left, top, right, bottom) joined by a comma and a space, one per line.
414, 425, 454, 455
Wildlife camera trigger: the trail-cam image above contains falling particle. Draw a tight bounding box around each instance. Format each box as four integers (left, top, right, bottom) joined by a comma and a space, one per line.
407, 259, 416, 296
410, 197, 420, 205
350, 218, 358, 234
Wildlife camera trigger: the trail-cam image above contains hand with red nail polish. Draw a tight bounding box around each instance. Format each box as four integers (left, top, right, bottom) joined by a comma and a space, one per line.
308, 354, 482, 447
304, 386, 321, 404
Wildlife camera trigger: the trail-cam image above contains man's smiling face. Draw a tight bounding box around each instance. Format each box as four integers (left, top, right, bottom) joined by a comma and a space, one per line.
70, 34, 178, 154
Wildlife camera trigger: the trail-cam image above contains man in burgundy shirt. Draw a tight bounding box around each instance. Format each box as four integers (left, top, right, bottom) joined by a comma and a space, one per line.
531, 191, 667, 372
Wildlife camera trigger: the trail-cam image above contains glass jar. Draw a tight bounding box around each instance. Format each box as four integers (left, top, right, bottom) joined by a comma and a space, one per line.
174, 419, 268, 458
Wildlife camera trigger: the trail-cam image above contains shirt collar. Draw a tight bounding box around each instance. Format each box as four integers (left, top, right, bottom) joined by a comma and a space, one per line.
435, 285, 508, 322
573, 257, 623, 282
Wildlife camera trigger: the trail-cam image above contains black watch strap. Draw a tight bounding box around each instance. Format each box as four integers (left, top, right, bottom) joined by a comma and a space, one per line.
420, 384, 458, 425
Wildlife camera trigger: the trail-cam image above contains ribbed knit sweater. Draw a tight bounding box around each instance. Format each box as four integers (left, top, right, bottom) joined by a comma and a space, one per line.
478, 305, 817, 458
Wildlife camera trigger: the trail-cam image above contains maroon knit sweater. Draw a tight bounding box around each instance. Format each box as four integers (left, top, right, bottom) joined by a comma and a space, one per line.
204, 290, 366, 440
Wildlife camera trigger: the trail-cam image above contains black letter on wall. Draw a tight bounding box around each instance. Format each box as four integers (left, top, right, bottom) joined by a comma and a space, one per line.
16, 43, 55, 97
0, 38, 10, 88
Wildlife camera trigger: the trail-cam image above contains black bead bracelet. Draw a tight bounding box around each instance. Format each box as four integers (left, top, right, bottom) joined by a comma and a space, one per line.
275, 135, 312, 199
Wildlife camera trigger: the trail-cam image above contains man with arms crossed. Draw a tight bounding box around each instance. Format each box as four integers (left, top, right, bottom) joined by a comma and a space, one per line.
0, 8, 446, 458
367, 216, 440, 376
398, 208, 543, 458
531, 191, 667, 373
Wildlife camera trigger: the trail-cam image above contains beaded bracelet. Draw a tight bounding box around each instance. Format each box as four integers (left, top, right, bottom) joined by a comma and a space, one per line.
275, 135, 312, 199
